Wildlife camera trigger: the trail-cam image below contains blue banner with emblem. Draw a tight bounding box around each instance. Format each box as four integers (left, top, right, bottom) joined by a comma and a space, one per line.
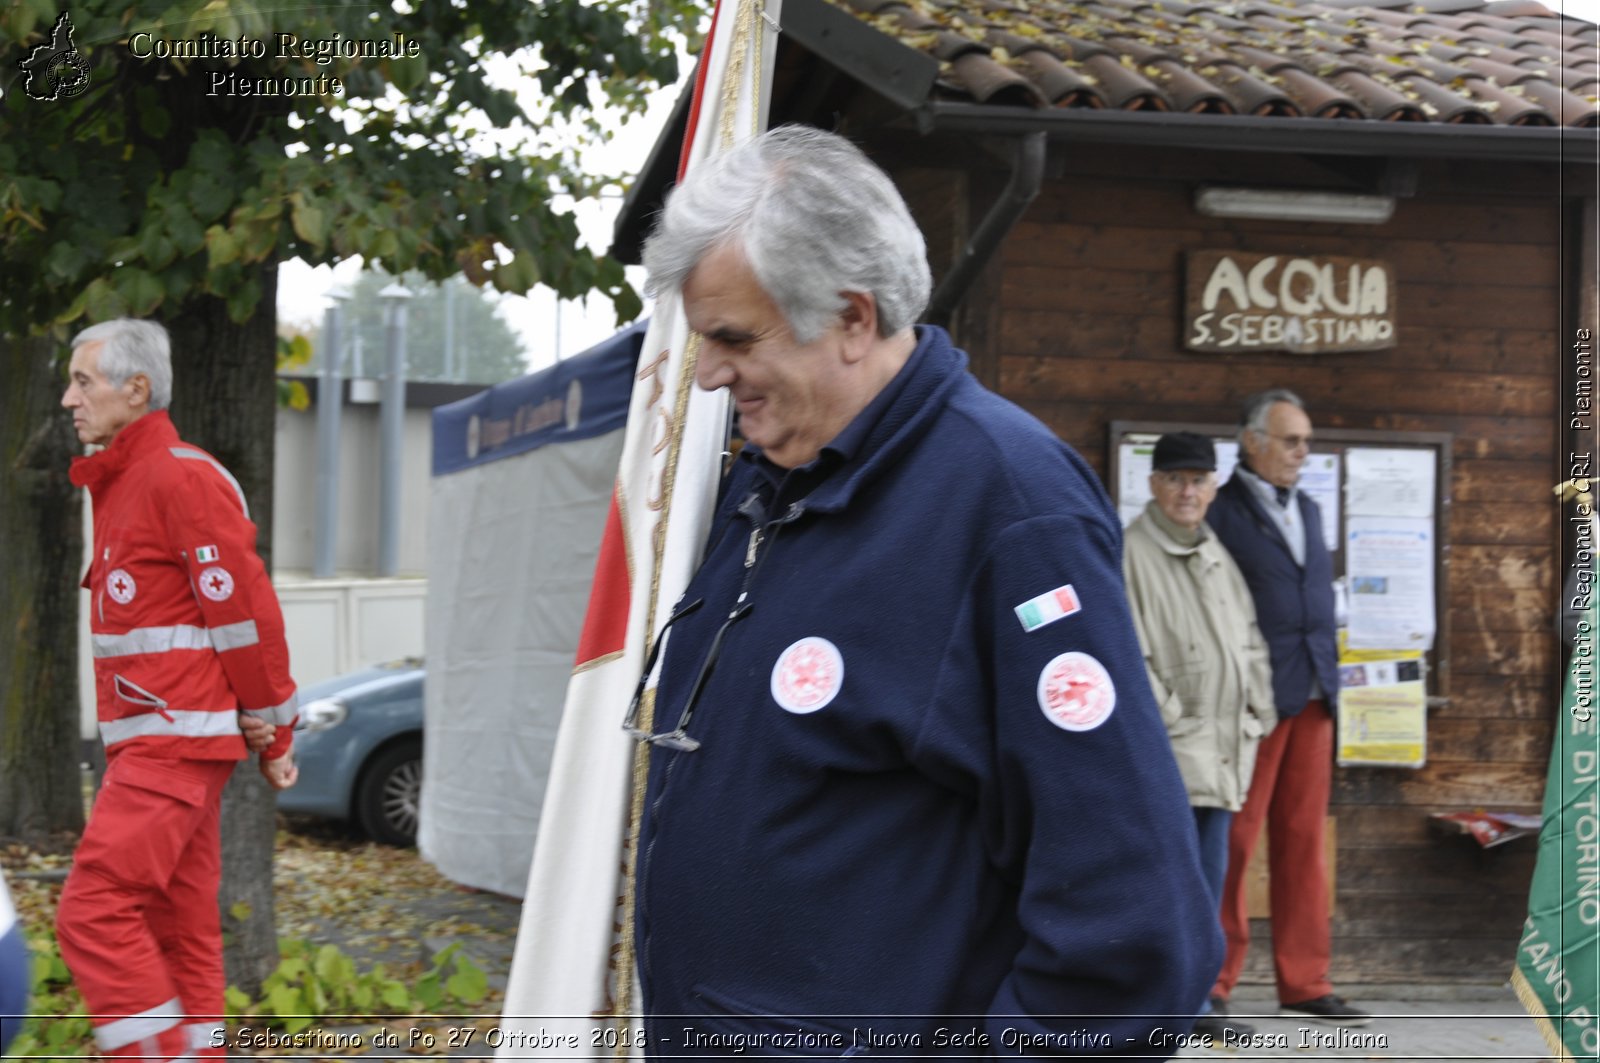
432, 320, 645, 476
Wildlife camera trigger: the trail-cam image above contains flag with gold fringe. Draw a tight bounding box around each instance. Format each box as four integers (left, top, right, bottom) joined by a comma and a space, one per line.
1513, 499, 1600, 1061
495, 1, 780, 1056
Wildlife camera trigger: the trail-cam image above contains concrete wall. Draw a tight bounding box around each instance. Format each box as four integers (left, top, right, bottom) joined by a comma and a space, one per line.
271, 377, 483, 579
275, 576, 426, 688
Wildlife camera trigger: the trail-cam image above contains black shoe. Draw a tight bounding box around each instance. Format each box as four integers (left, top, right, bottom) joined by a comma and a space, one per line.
1207, 994, 1229, 1017
1192, 1012, 1256, 1040
1278, 994, 1371, 1026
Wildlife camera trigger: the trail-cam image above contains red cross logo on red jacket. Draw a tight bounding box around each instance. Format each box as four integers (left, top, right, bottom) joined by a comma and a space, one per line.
106, 568, 136, 604
198, 566, 235, 602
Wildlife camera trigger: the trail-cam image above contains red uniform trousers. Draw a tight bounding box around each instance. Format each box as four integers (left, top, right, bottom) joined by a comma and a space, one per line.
1211, 698, 1334, 1005
57, 752, 237, 1061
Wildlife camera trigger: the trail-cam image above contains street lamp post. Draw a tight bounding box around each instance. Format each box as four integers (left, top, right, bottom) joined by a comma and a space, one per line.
312, 290, 348, 578
378, 283, 412, 577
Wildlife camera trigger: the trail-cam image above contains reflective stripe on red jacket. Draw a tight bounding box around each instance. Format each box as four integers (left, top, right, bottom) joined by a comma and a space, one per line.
71, 412, 296, 761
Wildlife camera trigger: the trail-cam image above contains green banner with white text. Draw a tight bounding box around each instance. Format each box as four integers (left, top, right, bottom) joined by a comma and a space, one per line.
1514, 572, 1600, 1061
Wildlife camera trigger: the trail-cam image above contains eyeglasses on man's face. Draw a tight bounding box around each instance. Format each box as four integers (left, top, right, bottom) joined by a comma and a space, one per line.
1153, 470, 1216, 493
1265, 432, 1313, 452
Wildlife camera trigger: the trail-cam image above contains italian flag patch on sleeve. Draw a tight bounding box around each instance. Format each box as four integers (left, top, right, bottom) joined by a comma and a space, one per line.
1014, 584, 1082, 633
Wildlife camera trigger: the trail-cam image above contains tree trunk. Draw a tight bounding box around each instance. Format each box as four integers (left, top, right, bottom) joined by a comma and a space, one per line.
0, 334, 87, 838
165, 264, 284, 998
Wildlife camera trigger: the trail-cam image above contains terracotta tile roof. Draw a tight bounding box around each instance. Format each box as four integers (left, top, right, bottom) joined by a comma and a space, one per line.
828, 0, 1600, 126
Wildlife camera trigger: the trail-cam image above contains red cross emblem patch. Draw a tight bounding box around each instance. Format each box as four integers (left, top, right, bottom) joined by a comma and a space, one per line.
1037, 651, 1116, 732
771, 636, 845, 715
198, 566, 235, 602
107, 568, 136, 605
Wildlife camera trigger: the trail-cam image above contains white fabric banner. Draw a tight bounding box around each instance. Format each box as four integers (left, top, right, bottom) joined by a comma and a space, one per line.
420, 430, 623, 897
496, 0, 780, 1053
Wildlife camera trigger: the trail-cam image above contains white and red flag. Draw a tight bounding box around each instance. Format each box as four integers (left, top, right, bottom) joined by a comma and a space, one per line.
496, 0, 781, 1054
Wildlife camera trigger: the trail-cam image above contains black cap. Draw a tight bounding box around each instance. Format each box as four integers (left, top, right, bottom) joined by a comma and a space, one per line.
1152, 432, 1216, 472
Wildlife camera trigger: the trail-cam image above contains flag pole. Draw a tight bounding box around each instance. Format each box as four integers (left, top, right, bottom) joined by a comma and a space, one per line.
613, 0, 770, 1024
495, 0, 780, 1055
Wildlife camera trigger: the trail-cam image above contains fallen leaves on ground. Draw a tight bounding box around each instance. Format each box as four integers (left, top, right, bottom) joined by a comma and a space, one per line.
3, 818, 518, 1059
274, 819, 473, 947
2, 835, 75, 944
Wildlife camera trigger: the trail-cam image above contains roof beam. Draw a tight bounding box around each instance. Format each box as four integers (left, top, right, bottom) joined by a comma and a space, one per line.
917, 102, 1600, 165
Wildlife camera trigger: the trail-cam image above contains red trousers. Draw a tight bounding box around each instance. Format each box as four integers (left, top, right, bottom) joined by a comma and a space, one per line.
1212, 699, 1334, 1005
57, 753, 237, 1060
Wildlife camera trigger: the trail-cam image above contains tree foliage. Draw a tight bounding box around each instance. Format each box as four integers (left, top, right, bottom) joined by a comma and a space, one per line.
304, 270, 532, 385
0, 0, 703, 995
0, 0, 702, 338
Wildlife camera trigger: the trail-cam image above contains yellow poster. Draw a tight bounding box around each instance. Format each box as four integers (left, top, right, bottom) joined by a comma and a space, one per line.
1337, 629, 1423, 665
1336, 661, 1426, 767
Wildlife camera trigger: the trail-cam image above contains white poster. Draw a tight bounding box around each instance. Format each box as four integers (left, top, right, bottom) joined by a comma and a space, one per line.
1347, 448, 1435, 518
1216, 440, 1241, 487
1346, 516, 1436, 650
1117, 436, 1157, 527
1299, 452, 1341, 553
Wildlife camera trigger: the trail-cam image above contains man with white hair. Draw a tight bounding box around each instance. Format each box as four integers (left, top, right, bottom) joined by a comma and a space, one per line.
627, 126, 1220, 1055
55, 318, 298, 1061
1204, 389, 1367, 1027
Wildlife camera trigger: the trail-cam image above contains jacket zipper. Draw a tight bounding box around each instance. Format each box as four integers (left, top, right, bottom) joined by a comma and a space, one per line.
638, 491, 806, 1004
113, 674, 175, 723
96, 547, 107, 624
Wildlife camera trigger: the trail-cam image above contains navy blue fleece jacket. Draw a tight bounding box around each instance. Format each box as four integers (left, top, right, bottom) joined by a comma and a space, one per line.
1205, 471, 1340, 718
635, 326, 1221, 1057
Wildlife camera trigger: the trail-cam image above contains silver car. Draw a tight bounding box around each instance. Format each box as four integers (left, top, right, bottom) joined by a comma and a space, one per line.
276, 659, 424, 846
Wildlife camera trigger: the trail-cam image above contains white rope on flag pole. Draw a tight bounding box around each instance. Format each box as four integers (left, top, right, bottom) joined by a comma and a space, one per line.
613, 0, 773, 1027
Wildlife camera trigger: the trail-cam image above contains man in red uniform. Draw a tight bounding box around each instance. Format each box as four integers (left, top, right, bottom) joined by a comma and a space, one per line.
56, 317, 299, 1061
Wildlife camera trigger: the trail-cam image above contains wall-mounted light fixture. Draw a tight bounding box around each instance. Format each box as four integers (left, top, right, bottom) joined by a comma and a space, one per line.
1195, 187, 1396, 225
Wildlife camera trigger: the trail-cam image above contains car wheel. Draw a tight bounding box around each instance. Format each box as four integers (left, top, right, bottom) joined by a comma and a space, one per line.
355, 738, 422, 847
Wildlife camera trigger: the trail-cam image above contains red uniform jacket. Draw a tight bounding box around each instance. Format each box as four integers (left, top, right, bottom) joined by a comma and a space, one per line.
71, 411, 296, 761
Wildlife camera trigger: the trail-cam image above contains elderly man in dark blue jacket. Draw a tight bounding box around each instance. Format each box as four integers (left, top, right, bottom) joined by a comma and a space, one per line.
1205, 389, 1368, 1027
628, 125, 1221, 1058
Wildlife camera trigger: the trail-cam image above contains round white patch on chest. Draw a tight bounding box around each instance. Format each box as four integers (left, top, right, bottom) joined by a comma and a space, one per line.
198, 566, 236, 602
106, 569, 136, 605
1036, 651, 1117, 732
770, 636, 845, 714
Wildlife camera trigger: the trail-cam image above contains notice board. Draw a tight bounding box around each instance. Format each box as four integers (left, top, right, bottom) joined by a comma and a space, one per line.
1110, 421, 1452, 768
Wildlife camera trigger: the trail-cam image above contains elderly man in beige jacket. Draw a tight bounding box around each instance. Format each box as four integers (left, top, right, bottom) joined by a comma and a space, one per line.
1124, 431, 1277, 1041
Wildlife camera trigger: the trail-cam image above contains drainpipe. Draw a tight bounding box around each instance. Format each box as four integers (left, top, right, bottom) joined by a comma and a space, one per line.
926, 131, 1047, 327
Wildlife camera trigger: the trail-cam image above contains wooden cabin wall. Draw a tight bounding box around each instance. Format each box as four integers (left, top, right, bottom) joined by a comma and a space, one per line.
891, 143, 1563, 985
